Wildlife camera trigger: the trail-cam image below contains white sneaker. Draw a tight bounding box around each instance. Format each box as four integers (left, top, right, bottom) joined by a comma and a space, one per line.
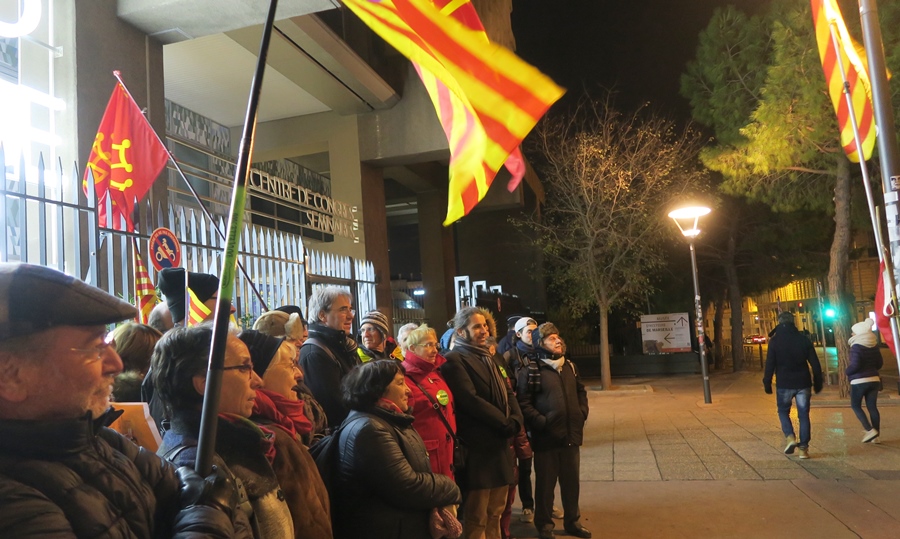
797, 446, 810, 459
520, 508, 534, 523
862, 429, 879, 443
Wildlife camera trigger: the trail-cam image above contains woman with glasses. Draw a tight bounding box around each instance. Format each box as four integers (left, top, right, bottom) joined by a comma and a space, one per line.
332, 360, 461, 539
403, 324, 458, 481
151, 324, 294, 539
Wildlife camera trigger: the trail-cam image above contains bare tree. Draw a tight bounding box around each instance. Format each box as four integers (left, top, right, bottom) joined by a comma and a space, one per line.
525, 95, 709, 389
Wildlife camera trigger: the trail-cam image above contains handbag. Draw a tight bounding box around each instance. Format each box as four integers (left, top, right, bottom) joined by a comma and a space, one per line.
410, 378, 467, 473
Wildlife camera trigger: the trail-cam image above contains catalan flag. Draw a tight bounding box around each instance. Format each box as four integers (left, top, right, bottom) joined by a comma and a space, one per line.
342, 0, 564, 224
187, 287, 212, 327
811, 0, 875, 163
132, 238, 157, 324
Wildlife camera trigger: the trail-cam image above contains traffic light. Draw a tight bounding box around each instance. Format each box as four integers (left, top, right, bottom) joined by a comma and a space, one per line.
825, 308, 836, 319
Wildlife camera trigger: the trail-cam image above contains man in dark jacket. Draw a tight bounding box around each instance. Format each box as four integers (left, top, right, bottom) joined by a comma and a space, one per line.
763, 311, 824, 459
440, 306, 524, 539
0, 262, 241, 538
517, 322, 590, 539
300, 285, 360, 428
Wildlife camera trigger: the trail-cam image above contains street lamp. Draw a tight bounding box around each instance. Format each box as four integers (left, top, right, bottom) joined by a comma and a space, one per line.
669, 205, 712, 404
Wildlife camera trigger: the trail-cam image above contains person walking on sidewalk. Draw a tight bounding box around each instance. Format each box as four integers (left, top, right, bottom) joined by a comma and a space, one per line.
763, 311, 823, 459
846, 318, 883, 443
517, 322, 591, 539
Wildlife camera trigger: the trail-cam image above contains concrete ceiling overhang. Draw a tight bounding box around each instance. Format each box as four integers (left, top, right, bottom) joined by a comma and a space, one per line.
117, 0, 340, 43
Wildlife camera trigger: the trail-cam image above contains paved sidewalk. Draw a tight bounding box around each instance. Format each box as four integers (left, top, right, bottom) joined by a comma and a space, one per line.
508, 370, 900, 538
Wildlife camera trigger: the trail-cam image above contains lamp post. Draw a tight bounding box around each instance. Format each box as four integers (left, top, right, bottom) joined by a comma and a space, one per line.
669, 205, 712, 404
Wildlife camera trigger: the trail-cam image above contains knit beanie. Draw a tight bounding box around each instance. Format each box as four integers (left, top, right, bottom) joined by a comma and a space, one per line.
238, 329, 284, 377
360, 310, 390, 338
851, 318, 875, 336
254, 310, 305, 341
534, 322, 560, 347
156, 268, 219, 324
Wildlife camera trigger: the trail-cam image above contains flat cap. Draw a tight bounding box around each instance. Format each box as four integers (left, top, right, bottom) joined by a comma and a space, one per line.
0, 262, 136, 340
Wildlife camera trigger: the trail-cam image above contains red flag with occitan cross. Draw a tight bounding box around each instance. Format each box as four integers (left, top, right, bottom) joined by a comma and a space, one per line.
83, 80, 169, 231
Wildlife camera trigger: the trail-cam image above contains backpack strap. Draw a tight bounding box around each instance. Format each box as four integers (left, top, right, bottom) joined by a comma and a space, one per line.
303, 337, 342, 369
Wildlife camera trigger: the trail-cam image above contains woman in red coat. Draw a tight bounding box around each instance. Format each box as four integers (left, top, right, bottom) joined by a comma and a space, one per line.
403, 324, 458, 480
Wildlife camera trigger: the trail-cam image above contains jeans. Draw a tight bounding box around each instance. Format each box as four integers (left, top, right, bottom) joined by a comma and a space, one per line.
849, 381, 880, 431
777, 387, 811, 447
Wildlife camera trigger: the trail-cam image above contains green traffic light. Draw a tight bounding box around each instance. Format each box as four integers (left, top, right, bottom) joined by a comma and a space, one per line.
825, 308, 836, 318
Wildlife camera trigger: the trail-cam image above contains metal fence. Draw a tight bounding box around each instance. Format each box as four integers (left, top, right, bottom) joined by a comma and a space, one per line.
0, 144, 374, 328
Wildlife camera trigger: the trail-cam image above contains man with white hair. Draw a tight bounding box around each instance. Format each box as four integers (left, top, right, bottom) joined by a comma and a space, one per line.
0, 262, 243, 538
300, 285, 360, 428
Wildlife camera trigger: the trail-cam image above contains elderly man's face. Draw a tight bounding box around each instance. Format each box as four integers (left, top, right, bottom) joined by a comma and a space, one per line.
12, 325, 123, 420
321, 295, 354, 333
360, 323, 384, 351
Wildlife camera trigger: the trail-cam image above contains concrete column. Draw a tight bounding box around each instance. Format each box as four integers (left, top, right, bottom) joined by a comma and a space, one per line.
74, 0, 167, 228
360, 163, 392, 320
418, 190, 456, 327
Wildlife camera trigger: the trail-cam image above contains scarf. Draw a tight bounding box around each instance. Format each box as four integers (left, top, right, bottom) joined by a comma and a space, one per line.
219, 413, 278, 464
540, 356, 565, 372
454, 340, 509, 415
376, 397, 407, 415
253, 389, 313, 439
849, 331, 878, 348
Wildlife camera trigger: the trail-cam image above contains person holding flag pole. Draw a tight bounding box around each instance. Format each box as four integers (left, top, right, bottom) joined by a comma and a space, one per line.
812, 0, 900, 374
194, 0, 279, 477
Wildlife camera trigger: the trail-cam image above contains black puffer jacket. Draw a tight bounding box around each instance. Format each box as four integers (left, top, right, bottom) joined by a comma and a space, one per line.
0, 411, 238, 538
300, 324, 361, 428
332, 407, 460, 539
764, 322, 823, 391
516, 351, 588, 451
439, 342, 524, 490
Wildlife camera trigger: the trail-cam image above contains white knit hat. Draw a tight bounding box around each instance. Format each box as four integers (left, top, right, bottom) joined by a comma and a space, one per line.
851, 318, 874, 336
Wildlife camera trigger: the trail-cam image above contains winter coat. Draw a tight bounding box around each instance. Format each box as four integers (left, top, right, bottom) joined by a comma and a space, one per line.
846, 344, 883, 382
403, 350, 457, 479
439, 341, 523, 490
0, 410, 241, 539
253, 390, 333, 539
357, 339, 403, 363
332, 407, 461, 539
516, 351, 589, 451
300, 323, 362, 428
764, 323, 823, 391
158, 411, 294, 539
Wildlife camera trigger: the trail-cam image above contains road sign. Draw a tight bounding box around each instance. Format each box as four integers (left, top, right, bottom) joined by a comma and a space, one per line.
148, 228, 181, 271
640, 313, 692, 354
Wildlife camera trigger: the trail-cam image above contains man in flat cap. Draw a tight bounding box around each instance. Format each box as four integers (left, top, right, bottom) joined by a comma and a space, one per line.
0, 262, 246, 538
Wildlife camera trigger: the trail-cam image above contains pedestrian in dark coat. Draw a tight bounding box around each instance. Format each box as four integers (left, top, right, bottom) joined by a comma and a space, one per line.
763, 311, 823, 459
300, 286, 360, 428
846, 318, 883, 443
439, 307, 523, 539
332, 360, 461, 539
516, 322, 591, 539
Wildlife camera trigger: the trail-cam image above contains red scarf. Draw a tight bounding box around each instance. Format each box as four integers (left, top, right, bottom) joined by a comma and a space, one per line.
252, 389, 313, 439
376, 398, 406, 415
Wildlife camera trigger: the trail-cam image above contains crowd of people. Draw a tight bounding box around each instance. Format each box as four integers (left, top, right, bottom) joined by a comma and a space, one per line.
0, 263, 591, 539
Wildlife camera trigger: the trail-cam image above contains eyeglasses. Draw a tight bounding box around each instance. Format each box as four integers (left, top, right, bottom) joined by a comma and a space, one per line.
222, 363, 255, 378
414, 342, 438, 350
333, 306, 356, 316
69, 341, 113, 361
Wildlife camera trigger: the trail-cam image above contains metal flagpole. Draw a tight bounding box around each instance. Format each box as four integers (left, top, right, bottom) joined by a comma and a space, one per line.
858, 0, 900, 391
195, 0, 279, 476
826, 15, 900, 364
111, 71, 269, 312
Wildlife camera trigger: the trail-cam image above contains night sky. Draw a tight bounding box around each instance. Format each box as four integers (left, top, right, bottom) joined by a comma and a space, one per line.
511, 0, 772, 121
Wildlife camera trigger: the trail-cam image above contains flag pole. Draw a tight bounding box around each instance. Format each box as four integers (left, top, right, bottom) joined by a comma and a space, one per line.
111, 71, 269, 312
857, 0, 900, 388
194, 0, 279, 476
132, 237, 141, 323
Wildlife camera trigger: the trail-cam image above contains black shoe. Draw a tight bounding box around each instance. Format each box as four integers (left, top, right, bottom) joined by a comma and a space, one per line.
538, 530, 554, 539
565, 524, 592, 538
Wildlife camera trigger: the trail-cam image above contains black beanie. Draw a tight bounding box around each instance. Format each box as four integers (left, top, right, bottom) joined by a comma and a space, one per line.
157, 268, 219, 324
238, 330, 284, 377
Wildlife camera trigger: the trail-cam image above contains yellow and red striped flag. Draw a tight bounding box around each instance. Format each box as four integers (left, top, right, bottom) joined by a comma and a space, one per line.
132, 238, 157, 324
186, 287, 212, 327
342, 0, 564, 224
811, 0, 875, 163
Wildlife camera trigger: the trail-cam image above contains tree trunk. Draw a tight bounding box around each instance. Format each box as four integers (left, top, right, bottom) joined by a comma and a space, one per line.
725, 210, 744, 371
828, 156, 853, 398
599, 306, 612, 390
713, 292, 725, 370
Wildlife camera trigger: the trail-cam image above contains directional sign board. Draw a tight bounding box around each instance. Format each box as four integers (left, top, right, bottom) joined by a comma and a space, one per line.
640, 313, 691, 354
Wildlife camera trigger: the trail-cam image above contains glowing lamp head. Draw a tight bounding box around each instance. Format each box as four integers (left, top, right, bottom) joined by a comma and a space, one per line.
668, 205, 711, 238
